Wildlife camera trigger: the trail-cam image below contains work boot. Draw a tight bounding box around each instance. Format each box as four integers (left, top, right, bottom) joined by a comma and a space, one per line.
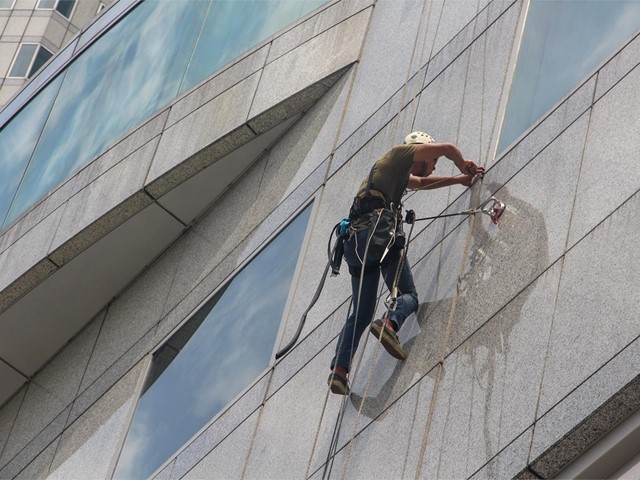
370, 318, 407, 360
327, 366, 350, 395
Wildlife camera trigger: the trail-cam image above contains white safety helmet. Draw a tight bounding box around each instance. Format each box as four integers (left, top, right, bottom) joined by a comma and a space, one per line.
404, 131, 435, 145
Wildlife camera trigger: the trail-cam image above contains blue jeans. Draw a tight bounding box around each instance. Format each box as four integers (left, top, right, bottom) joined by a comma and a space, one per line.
331, 229, 418, 372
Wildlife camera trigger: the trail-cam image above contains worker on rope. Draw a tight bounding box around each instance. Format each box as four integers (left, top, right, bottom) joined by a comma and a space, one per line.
328, 132, 485, 395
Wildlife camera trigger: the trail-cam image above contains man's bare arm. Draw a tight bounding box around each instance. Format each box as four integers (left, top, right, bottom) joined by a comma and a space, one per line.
413, 142, 484, 175
407, 174, 474, 190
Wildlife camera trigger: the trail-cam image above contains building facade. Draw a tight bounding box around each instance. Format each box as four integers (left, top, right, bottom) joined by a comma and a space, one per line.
0, 0, 639, 478
0, 0, 114, 106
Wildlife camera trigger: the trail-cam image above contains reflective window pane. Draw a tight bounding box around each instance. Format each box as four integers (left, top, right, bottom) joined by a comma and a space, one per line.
55, 0, 75, 18
0, 74, 64, 226
8, 44, 38, 78
28, 46, 53, 78
181, 0, 308, 93
498, 0, 640, 153
5, 0, 211, 226
37, 0, 56, 8
114, 204, 313, 480
0, 0, 15, 9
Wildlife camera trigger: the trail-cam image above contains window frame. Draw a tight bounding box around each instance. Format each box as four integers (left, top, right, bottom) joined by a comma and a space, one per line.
36, 0, 77, 19
110, 198, 317, 480
0, 0, 16, 10
7, 43, 53, 79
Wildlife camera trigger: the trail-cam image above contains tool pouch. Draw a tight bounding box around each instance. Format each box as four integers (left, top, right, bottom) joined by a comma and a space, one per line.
366, 208, 397, 263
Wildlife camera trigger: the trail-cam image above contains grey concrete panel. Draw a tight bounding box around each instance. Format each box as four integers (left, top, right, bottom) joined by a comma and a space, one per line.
267, 0, 372, 63
537, 190, 640, 418
70, 329, 155, 427
445, 114, 588, 356
468, 428, 533, 480
595, 32, 640, 101
0, 203, 63, 296
491, 73, 596, 171
0, 405, 69, 480
0, 362, 27, 411
0, 203, 183, 376
335, 0, 427, 144
158, 116, 298, 225
47, 360, 146, 480
0, 257, 56, 316
182, 410, 259, 480
321, 374, 435, 480
0, 385, 26, 464
249, 8, 371, 118
167, 46, 269, 129
243, 346, 342, 480
147, 72, 261, 193
419, 262, 562, 479
455, 1, 522, 167
49, 191, 155, 267
568, 65, 640, 247
170, 373, 269, 480
14, 436, 59, 480
415, 48, 469, 145
30, 312, 103, 409
50, 140, 160, 264
79, 253, 177, 392
152, 460, 174, 480
269, 301, 350, 399
0, 382, 68, 467
68, 110, 168, 199
0, 176, 76, 258
530, 336, 640, 478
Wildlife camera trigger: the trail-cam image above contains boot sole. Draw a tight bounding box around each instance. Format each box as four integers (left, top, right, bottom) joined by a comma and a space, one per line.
370, 322, 407, 360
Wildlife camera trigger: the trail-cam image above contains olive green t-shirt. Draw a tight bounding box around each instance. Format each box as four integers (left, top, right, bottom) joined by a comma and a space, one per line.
356, 144, 418, 208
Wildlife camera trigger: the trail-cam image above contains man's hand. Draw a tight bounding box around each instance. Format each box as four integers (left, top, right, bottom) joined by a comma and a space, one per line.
461, 160, 485, 176
458, 174, 475, 187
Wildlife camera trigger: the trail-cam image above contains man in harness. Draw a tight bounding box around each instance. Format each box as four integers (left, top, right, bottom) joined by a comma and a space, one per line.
328, 131, 485, 395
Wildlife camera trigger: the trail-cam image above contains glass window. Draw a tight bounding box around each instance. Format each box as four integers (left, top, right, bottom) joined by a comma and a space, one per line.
498, 0, 640, 153
113, 203, 313, 479
37, 0, 76, 19
0, 0, 15, 9
8, 44, 53, 79
0, 0, 329, 231
8, 44, 38, 78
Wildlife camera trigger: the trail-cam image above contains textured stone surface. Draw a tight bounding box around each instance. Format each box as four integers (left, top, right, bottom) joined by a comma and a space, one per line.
249, 8, 371, 117
47, 361, 145, 480
568, 64, 640, 247
445, 113, 588, 356
79, 257, 176, 392
595, 32, 640, 101
314, 373, 435, 480
242, 346, 341, 479
182, 410, 259, 480
13, 436, 59, 480
171, 373, 269, 480
468, 428, 534, 480
538, 190, 640, 417
0, 385, 26, 465
335, 0, 428, 144
268, 0, 372, 63
0, 405, 69, 480
419, 261, 562, 479
49, 138, 159, 261
167, 45, 269, 128
147, 72, 261, 192
531, 337, 640, 478
48, 190, 155, 267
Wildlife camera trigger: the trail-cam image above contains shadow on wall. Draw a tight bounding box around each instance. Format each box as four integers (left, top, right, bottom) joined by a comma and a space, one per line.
350, 181, 549, 425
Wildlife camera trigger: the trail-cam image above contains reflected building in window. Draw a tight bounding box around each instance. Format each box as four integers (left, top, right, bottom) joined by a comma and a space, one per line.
0, 0, 115, 106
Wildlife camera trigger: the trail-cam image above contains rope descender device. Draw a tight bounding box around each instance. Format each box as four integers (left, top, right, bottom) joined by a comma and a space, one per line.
411, 196, 506, 225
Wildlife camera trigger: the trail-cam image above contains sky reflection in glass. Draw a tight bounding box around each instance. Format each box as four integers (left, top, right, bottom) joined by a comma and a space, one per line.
498, 0, 640, 153
114, 204, 312, 480
0, 74, 64, 225
0, 0, 328, 230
